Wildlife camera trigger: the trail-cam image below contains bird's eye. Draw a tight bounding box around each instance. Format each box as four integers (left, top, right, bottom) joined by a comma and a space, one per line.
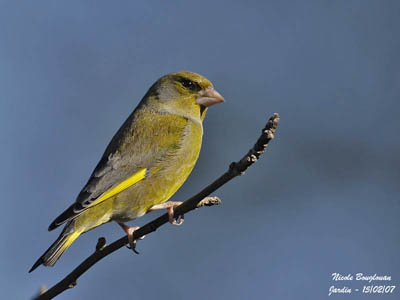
181, 79, 195, 90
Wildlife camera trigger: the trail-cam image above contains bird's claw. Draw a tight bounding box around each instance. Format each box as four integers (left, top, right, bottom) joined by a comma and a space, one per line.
125, 226, 141, 254
118, 224, 144, 254
126, 239, 139, 254
167, 207, 184, 226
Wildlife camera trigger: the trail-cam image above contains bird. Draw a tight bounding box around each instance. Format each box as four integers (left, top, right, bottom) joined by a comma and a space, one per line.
29, 71, 224, 272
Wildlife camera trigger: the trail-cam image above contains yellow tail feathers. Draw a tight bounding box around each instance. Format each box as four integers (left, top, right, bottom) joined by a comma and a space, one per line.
29, 227, 81, 272
45, 231, 81, 266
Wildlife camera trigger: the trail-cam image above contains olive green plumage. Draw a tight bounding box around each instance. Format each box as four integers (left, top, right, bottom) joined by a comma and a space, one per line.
30, 71, 224, 272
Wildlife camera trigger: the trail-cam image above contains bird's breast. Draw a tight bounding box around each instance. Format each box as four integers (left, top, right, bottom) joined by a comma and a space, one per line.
149, 118, 203, 200
111, 116, 203, 221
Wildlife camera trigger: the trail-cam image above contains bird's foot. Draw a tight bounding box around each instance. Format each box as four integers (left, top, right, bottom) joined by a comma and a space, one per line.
149, 201, 184, 225
167, 206, 184, 225
118, 223, 144, 254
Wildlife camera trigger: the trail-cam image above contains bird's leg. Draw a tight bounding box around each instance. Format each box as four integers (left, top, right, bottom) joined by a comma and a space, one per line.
117, 223, 144, 254
149, 201, 184, 225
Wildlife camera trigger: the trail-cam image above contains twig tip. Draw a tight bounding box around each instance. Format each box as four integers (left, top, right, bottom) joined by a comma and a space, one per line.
96, 237, 107, 252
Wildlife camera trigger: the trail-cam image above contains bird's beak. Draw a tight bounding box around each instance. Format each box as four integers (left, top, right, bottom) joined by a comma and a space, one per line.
196, 87, 225, 107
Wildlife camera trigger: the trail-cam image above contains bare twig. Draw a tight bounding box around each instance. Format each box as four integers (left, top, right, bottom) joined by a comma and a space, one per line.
33, 113, 280, 300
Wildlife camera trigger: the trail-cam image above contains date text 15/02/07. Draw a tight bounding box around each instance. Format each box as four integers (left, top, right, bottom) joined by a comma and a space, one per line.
362, 285, 396, 294
328, 285, 396, 296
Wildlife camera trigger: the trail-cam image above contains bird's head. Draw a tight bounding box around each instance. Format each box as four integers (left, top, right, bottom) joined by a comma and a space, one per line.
144, 71, 224, 121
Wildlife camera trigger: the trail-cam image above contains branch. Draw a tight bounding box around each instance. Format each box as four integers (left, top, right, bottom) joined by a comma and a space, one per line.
34, 113, 280, 300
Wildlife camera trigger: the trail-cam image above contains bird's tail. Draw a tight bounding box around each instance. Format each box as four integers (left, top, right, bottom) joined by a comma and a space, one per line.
29, 222, 81, 272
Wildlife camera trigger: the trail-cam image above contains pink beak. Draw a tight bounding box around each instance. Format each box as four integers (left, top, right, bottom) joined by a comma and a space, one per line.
196, 87, 225, 107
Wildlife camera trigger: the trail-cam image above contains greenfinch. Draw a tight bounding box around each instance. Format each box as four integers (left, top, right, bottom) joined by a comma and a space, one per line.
30, 71, 224, 272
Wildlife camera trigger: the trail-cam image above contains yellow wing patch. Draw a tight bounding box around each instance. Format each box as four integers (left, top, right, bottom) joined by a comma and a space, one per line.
89, 168, 147, 208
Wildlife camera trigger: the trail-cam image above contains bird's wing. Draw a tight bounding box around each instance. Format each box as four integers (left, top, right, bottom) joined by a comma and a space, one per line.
48, 109, 188, 231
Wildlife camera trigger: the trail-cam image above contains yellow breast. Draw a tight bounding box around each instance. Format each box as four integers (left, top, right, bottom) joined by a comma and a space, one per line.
111, 116, 203, 221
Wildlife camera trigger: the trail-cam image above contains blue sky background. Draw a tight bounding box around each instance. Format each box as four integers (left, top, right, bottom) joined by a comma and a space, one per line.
1, 1, 399, 299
